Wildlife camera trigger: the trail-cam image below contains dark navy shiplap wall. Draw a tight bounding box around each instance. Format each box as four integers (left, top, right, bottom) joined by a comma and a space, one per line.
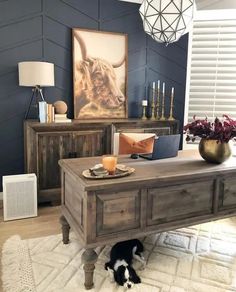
0, 0, 188, 190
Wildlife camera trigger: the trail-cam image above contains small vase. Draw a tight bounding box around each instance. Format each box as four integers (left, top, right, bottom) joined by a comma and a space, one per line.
199, 138, 231, 164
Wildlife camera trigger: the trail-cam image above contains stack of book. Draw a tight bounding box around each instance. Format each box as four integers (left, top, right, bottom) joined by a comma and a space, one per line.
38, 102, 71, 123
54, 114, 71, 123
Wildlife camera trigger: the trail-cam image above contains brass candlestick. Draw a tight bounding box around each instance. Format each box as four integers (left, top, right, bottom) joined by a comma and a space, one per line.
151, 88, 156, 120
156, 88, 160, 120
168, 103, 175, 120
141, 100, 148, 120
160, 93, 166, 120
142, 105, 147, 120
168, 87, 175, 120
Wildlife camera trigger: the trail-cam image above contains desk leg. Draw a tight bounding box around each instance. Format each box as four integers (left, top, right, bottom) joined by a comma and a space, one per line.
60, 215, 70, 244
82, 249, 98, 290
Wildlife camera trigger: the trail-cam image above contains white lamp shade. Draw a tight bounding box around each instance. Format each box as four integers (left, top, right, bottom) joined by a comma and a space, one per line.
18, 61, 55, 87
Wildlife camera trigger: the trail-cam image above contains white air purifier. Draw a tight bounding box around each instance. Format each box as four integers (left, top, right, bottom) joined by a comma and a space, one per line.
3, 173, 37, 221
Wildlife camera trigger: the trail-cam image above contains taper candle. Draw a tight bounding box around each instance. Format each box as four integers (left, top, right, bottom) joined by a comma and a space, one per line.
157, 80, 160, 91
171, 87, 174, 105
162, 82, 165, 95
142, 100, 148, 106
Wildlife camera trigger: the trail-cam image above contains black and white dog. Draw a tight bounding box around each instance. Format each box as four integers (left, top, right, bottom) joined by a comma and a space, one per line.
105, 239, 146, 289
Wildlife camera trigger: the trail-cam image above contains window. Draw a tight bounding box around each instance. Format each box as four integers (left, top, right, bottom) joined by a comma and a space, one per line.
184, 10, 236, 148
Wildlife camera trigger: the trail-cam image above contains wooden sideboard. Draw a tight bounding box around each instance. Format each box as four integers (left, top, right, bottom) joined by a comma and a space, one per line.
24, 119, 179, 202
58, 150, 236, 289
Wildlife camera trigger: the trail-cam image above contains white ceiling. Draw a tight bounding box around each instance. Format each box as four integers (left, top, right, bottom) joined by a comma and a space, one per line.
119, 0, 236, 10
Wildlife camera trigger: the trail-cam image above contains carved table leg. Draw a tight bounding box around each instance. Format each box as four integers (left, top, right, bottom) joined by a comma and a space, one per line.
82, 249, 98, 290
59, 215, 70, 244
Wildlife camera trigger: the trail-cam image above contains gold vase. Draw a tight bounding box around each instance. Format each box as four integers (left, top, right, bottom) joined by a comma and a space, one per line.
199, 138, 231, 164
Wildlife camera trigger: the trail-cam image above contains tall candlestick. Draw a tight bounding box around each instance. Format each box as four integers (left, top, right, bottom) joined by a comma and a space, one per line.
141, 99, 148, 119
151, 82, 156, 120
160, 82, 166, 120
156, 80, 160, 119
168, 87, 175, 120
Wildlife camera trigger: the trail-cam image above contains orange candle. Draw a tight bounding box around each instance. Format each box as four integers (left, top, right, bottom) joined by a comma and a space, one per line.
102, 155, 117, 175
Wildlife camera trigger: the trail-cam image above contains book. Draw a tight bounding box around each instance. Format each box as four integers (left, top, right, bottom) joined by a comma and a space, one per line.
47, 104, 53, 123
38, 101, 47, 123
55, 114, 67, 118
54, 118, 72, 123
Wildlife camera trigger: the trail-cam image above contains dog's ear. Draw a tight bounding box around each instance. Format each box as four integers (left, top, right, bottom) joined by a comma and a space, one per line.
114, 266, 126, 286
128, 267, 141, 284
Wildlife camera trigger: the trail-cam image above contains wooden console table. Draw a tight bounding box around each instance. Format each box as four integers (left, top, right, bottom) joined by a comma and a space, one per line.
59, 150, 236, 289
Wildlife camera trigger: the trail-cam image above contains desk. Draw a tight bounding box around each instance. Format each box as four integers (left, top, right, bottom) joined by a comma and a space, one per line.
59, 150, 236, 290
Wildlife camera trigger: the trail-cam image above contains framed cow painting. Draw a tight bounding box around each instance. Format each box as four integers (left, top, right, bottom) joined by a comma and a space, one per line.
72, 28, 128, 119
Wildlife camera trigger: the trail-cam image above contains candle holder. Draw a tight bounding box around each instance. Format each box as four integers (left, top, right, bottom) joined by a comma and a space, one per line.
160, 93, 166, 121
168, 104, 175, 120
156, 88, 160, 120
150, 88, 156, 120
168, 87, 175, 120
142, 105, 147, 120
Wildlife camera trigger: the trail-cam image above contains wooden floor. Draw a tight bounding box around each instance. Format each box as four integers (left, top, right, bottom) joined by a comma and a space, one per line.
0, 202, 61, 291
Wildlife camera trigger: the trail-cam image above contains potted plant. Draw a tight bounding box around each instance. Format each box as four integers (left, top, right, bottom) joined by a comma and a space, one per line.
184, 115, 236, 163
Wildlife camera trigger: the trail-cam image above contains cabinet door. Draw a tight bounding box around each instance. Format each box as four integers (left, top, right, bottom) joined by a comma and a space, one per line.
72, 130, 105, 157
37, 132, 72, 190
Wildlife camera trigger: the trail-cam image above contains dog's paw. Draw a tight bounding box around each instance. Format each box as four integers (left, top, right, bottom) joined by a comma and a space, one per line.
138, 262, 146, 271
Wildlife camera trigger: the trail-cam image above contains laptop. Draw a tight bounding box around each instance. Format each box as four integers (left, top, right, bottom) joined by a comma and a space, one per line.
139, 134, 181, 160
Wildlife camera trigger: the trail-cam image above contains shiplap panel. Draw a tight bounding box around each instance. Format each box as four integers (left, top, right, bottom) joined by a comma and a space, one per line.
101, 11, 143, 34
44, 0, 98, 29
148, 36, 188, 68
0, 40, 42, 75
0, 17, 42, 50
128, 30, 146, 52
44, 39, 71, 71
148, 48, 187, 85
44, 16, 72, 50
0, 91, 28, 123
128, 49, 146, 72
0, 71, 18, 97
0, 0, 41, 24
100, 0, 139, 21
62, 0, 99, 19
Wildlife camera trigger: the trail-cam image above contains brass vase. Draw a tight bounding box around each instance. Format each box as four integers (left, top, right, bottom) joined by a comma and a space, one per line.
199, 138, 231, 164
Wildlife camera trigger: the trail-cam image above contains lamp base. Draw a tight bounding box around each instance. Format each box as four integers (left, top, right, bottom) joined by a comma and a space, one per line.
25, 86, 45, 120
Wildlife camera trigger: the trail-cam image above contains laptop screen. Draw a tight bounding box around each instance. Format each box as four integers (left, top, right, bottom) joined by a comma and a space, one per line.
152, 134, 181, 159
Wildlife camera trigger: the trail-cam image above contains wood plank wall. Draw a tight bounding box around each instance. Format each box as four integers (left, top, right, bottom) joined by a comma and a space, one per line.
0, 0, 188, 190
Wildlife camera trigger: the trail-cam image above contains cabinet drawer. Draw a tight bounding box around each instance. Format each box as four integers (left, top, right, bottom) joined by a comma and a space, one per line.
219, 176, 236, 210
147, 180, 214, 226
96, 190, 141, 236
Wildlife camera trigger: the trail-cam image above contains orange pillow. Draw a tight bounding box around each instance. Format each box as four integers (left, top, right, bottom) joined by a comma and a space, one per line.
119, 133, 155, 154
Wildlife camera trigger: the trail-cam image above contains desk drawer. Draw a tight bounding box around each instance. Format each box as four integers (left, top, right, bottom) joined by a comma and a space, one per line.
219, 176, 236, 210
147, 180, 214, 226
96, 190, 141, 236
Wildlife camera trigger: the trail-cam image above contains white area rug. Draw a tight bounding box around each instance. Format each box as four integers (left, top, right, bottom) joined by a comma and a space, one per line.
2, 217, 236, 292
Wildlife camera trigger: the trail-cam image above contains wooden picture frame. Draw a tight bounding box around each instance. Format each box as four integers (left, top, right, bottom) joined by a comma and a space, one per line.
72, 28, 128, 119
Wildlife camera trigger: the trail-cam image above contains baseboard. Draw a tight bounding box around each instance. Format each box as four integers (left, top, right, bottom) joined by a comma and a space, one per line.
0, 192, 3, 200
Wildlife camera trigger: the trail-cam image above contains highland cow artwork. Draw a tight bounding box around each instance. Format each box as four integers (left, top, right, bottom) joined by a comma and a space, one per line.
73, 28, 128, 119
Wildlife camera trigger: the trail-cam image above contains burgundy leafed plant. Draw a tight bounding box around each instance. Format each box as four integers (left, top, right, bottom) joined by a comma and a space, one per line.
184, 115, 236, 143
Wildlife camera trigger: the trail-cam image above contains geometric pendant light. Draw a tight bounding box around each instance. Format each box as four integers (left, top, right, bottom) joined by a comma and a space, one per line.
139, 0, 195, 45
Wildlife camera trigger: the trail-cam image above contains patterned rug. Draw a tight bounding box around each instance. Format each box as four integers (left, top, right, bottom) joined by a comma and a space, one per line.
2, 217, 236, 292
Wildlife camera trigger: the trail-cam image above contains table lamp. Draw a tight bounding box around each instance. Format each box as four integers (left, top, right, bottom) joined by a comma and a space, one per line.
18, 61, 55, 119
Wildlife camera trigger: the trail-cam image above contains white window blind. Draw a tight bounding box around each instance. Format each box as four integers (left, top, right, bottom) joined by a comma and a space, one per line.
187, 19, 236, 122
